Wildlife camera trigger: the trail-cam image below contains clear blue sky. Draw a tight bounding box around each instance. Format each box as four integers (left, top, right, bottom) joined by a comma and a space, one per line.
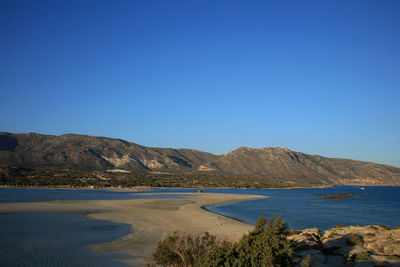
1, 0, 399, 167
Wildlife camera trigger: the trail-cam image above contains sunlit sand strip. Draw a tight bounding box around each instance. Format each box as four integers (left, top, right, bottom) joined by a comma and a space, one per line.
0, 192, 265, 266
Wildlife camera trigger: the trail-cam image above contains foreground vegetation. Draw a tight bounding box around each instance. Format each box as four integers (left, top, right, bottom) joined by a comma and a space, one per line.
153, 216, 311, 267
152, 217, 400, 267
0, 166, 297, 189
152, 216, 297, 267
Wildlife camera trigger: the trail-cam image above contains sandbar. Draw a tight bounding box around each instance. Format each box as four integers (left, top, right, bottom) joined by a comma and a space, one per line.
0, 192, 265, 266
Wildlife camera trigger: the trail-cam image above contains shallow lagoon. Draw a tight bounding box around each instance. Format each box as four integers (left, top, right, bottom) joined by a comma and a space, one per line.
1, 186, 399, 266
0, 213, 131, 267
0, 188, 186, 267
2, 186, 400, 231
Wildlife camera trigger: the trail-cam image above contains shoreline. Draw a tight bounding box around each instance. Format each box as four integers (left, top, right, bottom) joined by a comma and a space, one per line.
2, 189, 399, 266
201, 205, 246, 223
5, 184, 400, 191
0, 185, 336, 190
7, 184, 400, 191
0, 192, 265, 266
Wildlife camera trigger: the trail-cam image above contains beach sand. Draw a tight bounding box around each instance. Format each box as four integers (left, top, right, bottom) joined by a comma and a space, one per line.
0, 192, 265, 266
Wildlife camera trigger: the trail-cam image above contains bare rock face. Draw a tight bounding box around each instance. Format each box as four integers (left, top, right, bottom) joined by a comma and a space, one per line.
214, 147, 400, 185
290, 225, 400, 267
288, 228, 323, 250
0, 132, 218, 172
1, 132, 400, 186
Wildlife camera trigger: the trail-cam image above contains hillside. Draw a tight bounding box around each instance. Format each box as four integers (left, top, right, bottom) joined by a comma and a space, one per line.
0, 132, 217, 172
1, 132, 399, 185
210, 147, 400, 185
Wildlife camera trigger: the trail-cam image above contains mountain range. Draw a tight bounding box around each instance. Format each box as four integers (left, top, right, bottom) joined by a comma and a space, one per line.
1, 132, 399, 185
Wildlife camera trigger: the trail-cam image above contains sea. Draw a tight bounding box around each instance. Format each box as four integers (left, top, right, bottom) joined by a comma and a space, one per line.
0, 188, 187, 267
150, 186, 400, 230
0, 186, 399, 266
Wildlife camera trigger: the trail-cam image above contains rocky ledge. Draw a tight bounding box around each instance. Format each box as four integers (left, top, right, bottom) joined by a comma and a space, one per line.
288, 225, 400, 267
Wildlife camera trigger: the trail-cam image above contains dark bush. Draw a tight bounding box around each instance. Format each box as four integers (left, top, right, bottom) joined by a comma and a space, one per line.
152, 216, 294, 267
152, 231, 218, 267
230, 216, 293, 267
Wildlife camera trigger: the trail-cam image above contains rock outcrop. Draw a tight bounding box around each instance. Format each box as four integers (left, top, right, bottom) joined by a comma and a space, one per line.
289, 225, 400, 267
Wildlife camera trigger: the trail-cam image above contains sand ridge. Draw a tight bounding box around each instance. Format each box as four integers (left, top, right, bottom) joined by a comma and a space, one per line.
0, 192, 265, 266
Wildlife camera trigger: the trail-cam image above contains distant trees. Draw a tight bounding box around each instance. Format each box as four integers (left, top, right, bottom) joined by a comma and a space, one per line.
152, 216, 294, 267
0, 167, 296, 189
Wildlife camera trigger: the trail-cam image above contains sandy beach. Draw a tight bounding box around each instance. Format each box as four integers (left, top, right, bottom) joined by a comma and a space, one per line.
0, 192, 265, 266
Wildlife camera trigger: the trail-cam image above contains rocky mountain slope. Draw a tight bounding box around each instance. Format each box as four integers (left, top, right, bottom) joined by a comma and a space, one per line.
1, 132, 399, 185
211, 147, 400, 185
0, 132, 217, 172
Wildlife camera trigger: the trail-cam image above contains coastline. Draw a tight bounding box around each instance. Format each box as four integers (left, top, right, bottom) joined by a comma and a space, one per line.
0, 184, 335, 191
0, 192, 265, 266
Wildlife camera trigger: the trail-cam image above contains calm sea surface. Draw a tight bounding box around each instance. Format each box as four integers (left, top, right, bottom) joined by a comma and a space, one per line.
0, 187, 187, 202
0, 213, 131, 267
151, 186, 400, 230
0, 188, 186, 267
1, 186, 399, 266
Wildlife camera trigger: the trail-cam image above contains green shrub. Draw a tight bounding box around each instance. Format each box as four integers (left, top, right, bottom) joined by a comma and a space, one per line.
152, 216, 294, 267
197, 240, 235, 266
152, 231, 217, 267
229, 216, 293, 267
